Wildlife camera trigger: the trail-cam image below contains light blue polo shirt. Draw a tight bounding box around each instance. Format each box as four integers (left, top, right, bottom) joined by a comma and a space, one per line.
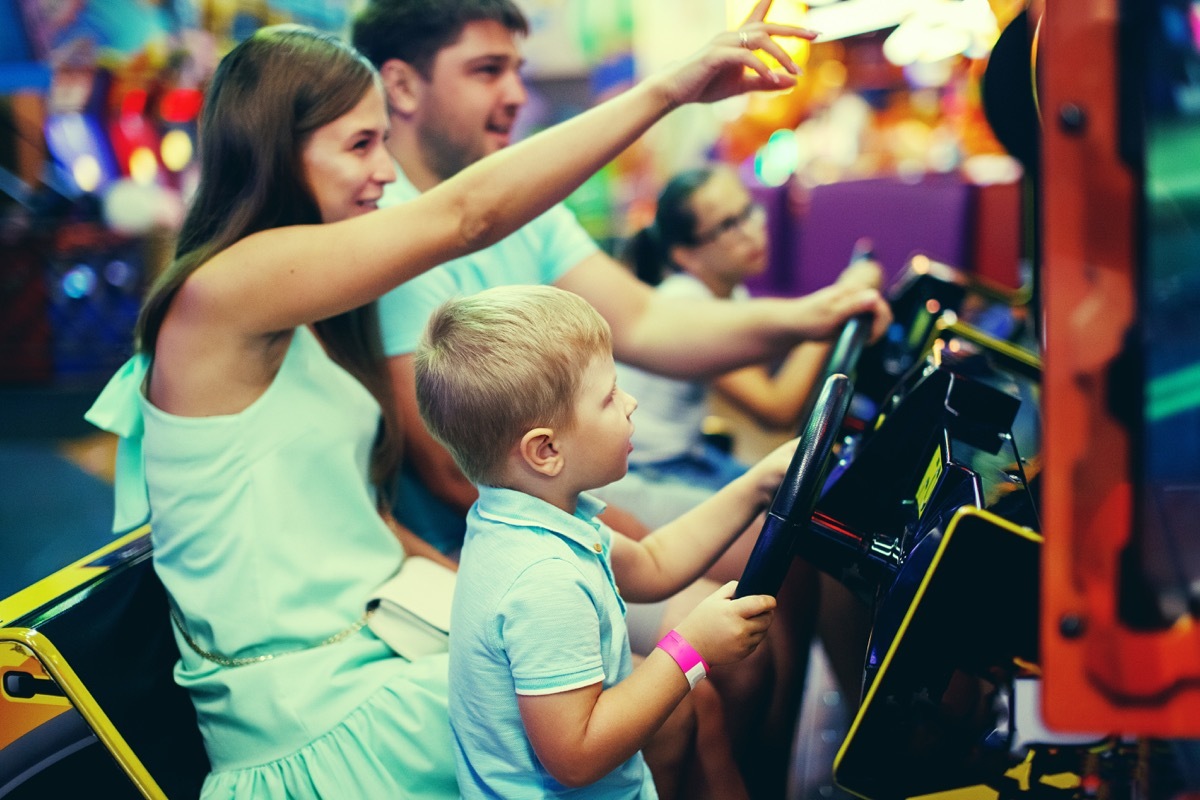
449, 486, 658, 799
376, 166, 601, 358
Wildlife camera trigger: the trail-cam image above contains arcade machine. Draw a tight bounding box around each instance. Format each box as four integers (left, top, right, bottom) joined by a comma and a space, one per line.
0, 529, 209, 800
0, 0, 54, 387
729, 227, 1044, 794
737, 0, 1200, 796
1, 0, 201, 432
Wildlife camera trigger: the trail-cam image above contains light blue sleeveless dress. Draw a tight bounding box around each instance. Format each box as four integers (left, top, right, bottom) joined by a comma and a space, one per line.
85, 326, 457, 799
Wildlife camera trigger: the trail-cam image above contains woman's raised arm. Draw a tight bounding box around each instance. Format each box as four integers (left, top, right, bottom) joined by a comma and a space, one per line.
210, 0, 817, 334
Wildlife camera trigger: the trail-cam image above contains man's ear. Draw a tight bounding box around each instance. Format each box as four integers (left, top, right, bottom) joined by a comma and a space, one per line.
518, 427, 564, 477
378, 58, 423, 117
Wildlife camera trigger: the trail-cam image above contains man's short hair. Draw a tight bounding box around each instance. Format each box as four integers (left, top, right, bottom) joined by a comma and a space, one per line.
415, 285, 612, 486
351, 0, 529, 77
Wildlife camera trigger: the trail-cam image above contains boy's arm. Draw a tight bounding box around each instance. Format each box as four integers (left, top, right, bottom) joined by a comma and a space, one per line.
609, 438, 797, 603
517, 583, 773, 788
518, 651, 690, 788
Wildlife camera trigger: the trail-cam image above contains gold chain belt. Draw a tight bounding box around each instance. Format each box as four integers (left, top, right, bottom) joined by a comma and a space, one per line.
170, 607, 376, 669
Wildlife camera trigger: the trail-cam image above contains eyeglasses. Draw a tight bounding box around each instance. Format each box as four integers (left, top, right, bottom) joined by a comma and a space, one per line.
692, 201, 765, 245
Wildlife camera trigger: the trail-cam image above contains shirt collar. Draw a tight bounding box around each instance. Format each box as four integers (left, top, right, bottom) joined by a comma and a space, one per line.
474, 485, 610, 556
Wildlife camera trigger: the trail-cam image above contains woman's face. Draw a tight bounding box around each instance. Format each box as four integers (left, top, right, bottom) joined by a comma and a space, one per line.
677, 169, 769, 291
301, 86, 395, 224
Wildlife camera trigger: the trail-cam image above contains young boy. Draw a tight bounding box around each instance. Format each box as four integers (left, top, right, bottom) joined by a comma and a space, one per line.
414, 285, 795, 798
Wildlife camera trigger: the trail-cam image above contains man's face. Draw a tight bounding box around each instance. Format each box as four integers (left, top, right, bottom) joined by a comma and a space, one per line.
413, 19, 527, 180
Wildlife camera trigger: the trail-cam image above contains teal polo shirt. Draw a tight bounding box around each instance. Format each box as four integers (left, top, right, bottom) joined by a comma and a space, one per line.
374, 166, 601, 554
375, 166, 600, 359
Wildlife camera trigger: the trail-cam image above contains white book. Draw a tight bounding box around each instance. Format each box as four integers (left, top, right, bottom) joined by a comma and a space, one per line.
367, 556, 455, 660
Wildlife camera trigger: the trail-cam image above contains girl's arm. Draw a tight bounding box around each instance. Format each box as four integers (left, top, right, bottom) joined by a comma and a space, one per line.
609, 438, 797, 603
712, 341, 831, 428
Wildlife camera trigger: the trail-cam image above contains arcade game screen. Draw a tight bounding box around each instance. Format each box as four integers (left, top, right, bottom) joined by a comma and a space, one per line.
1131, 0, 1200, 630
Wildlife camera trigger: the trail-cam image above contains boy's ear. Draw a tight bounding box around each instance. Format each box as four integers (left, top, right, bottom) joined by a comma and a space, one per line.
519, 427, 564, 477
378, 58, 423, 117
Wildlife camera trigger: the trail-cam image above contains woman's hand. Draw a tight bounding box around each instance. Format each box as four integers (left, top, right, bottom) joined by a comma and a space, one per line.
652, 0, 819, 109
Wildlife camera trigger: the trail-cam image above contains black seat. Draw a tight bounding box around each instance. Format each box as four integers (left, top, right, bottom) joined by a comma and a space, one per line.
0, 530, 210, 799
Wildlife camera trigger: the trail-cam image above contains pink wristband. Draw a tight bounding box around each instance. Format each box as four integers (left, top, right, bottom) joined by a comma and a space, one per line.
656, 630, 710, 690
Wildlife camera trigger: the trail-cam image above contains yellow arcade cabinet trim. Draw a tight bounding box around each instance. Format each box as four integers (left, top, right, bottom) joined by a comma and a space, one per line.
0, 627, 167, 800
833, 506, 1043, 799
0, 527, 150, 628
922, 317, 1043, 384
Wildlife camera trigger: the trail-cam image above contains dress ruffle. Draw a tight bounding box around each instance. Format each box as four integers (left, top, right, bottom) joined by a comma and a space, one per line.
198, 653, 456, 800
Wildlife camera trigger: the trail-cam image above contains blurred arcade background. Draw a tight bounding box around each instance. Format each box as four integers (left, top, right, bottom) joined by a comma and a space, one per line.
0, 0, 1025, 611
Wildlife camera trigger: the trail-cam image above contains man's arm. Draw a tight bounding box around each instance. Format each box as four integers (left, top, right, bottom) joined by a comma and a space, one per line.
388, 353, 480, 514
555, 252, 890, 380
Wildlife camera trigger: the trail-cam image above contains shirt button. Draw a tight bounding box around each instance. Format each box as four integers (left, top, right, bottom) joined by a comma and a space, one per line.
593, 543, 603, 553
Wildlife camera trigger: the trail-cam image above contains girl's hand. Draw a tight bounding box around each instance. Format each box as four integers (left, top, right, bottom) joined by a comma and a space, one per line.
837, 257, 885, 291
673, 580, 776, 666
652, 0, 819, 109
744, 437, 800, 506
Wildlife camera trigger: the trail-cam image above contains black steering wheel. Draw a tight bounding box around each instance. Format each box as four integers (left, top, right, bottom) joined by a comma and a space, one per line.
735, 312, 873, 599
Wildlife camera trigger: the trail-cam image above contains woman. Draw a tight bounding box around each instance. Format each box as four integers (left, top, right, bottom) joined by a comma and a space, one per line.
84, 12, 814, 798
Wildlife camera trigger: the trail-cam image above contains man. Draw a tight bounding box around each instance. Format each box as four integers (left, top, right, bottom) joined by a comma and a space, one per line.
350, 0, 889, 554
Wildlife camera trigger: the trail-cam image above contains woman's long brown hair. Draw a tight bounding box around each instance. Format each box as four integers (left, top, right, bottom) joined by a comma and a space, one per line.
135, 25, 401, 497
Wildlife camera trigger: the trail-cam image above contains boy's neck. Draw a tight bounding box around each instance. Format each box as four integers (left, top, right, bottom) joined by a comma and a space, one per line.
497, 465, 583, 517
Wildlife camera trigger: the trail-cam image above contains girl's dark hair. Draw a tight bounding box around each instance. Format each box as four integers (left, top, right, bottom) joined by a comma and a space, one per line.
135, 25, 401, 496
622, 166, 716, 286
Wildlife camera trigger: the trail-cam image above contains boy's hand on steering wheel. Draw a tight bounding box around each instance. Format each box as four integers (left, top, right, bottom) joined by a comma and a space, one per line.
674, 580, 776, 667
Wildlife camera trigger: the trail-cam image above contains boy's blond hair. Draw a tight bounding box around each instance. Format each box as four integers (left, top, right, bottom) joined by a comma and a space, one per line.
415, 285, 613, 485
